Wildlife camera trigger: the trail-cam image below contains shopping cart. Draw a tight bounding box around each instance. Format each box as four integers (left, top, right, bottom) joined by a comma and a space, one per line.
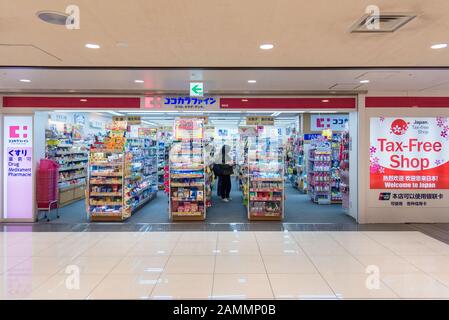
36, 159, 60, 222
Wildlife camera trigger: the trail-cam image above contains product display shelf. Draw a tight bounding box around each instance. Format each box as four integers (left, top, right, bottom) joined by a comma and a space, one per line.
340, 131, 350, 211
294, 135, 307, 193
87, 149, 125, 222
247, 138, 284, 221
238, 136, 249, 206
46, 137, 89, 207
157, 141, 169, 190
124, 137, 159, 216
331, 136, 342, 203
169, 139, 206, 221
307, 143, 332, 204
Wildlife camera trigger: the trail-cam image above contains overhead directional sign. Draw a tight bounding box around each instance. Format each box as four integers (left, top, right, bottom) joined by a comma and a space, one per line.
190, 82, 204, 97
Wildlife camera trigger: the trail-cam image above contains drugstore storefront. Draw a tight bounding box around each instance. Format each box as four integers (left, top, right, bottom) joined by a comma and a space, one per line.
1, 95, 449, 224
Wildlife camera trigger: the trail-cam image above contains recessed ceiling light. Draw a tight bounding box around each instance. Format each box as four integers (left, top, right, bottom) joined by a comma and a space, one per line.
80, 99, 87, 102
321, 99, 329, 103
359, 79, 370, 84
19, 79, 31, 83
247, 80, 257, 83
259, 43, 274, 50
134, 80, 144, 83
241, 99, 248, 102
36, 10, 69, 25
85, 43, 100, 49
431, 43, 448, 49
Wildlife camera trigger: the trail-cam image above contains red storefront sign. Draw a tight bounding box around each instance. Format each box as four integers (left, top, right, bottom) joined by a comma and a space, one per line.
3, 96, 140, 109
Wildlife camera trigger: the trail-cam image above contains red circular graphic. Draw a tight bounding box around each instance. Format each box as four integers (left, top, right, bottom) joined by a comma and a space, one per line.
390, 119, 409, 135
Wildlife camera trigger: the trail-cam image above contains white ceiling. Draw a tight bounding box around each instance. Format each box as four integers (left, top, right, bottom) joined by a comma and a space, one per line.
2, 68, 449, 94
1, 1, 449, 67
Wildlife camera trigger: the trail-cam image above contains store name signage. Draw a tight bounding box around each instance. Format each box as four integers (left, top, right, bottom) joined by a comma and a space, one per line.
164, 96, 217, 109
370, 117, 449, 190
3, 116, 34, 220
311, 114, 349, 131
246, 116, 274, 125
144, 96, 219, 111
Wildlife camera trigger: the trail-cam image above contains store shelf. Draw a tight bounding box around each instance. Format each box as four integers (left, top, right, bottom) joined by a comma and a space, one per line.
89, 180, 123, 185
246, 137, 285, 221
169, 119, 206, 221
59, 175, 86, 182
90, 192, 122, 197
59, 165, 86, 172
87, 135, 158, 222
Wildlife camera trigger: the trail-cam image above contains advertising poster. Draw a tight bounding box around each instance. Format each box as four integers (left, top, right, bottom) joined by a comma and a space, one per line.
3, 116, 34, 219
175, 118, 204, 140
369, 117, 449, 208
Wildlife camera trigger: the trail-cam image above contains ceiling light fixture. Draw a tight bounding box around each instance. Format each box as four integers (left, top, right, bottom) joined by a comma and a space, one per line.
85, 43, 100, 49
359, 79, 370, 84
134, 80, 144, 83
36, 10, 69, 25
19, 79, 31, 83
247, 80, 257, 83
80, 99, 87, 102
242, 99, 248, 102
259, 43, 274, 50
321, 99, 329, 103
431, 43, 448, 49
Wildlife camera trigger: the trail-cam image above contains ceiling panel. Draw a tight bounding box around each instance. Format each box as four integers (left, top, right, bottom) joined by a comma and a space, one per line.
1, 1, 449, 67
2, 68, 449, 94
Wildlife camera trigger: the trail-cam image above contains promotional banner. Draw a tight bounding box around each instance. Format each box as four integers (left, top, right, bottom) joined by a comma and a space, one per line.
3, 116, 34, 219
174, 118, 204, 139
369, 117, 449, 208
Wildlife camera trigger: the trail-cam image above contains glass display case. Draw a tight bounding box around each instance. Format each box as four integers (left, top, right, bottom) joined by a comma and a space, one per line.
246, 136, 285, 221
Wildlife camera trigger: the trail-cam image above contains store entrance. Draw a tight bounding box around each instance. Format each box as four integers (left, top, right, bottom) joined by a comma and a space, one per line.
35, 109, 356, 225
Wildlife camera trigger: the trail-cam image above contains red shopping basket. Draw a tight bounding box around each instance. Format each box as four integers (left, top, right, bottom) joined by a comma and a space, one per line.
36, 159, 59, 221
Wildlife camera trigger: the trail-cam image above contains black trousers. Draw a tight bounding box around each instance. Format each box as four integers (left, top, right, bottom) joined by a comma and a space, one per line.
219, 175, 231, 199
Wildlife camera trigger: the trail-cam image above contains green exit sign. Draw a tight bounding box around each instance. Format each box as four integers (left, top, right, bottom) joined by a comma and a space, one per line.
190, 82, 204, 97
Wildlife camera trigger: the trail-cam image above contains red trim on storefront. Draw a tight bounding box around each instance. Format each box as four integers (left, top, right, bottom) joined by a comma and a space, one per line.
220, 97, 356, 109
366, 97, 449, 108
2, 96, 141, 109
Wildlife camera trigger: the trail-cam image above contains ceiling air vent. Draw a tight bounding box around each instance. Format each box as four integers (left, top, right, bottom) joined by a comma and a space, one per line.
350, 13, 416, 33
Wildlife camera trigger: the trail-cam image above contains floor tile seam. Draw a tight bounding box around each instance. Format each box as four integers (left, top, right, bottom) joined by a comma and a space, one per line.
210, 234, 219, 300
149, 249, 176, 298
83, 254, 127, 300
256, 236, 277, 299
294, 239, 340, 299
394, 255, 449, 290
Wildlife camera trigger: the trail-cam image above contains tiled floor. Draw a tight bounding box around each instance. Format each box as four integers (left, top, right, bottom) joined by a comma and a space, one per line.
1, 231, 449, 300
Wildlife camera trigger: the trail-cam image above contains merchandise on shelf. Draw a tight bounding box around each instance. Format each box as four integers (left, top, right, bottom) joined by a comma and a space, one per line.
246, 136, 284, 220
46, 131, 89, 207
307, 138, 332, 204
87, 133, 158, 221
340, 130, 350, 211
169, 118, 207, 221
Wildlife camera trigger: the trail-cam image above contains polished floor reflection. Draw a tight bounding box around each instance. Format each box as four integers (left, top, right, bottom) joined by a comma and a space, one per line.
1, 231, 449, 299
